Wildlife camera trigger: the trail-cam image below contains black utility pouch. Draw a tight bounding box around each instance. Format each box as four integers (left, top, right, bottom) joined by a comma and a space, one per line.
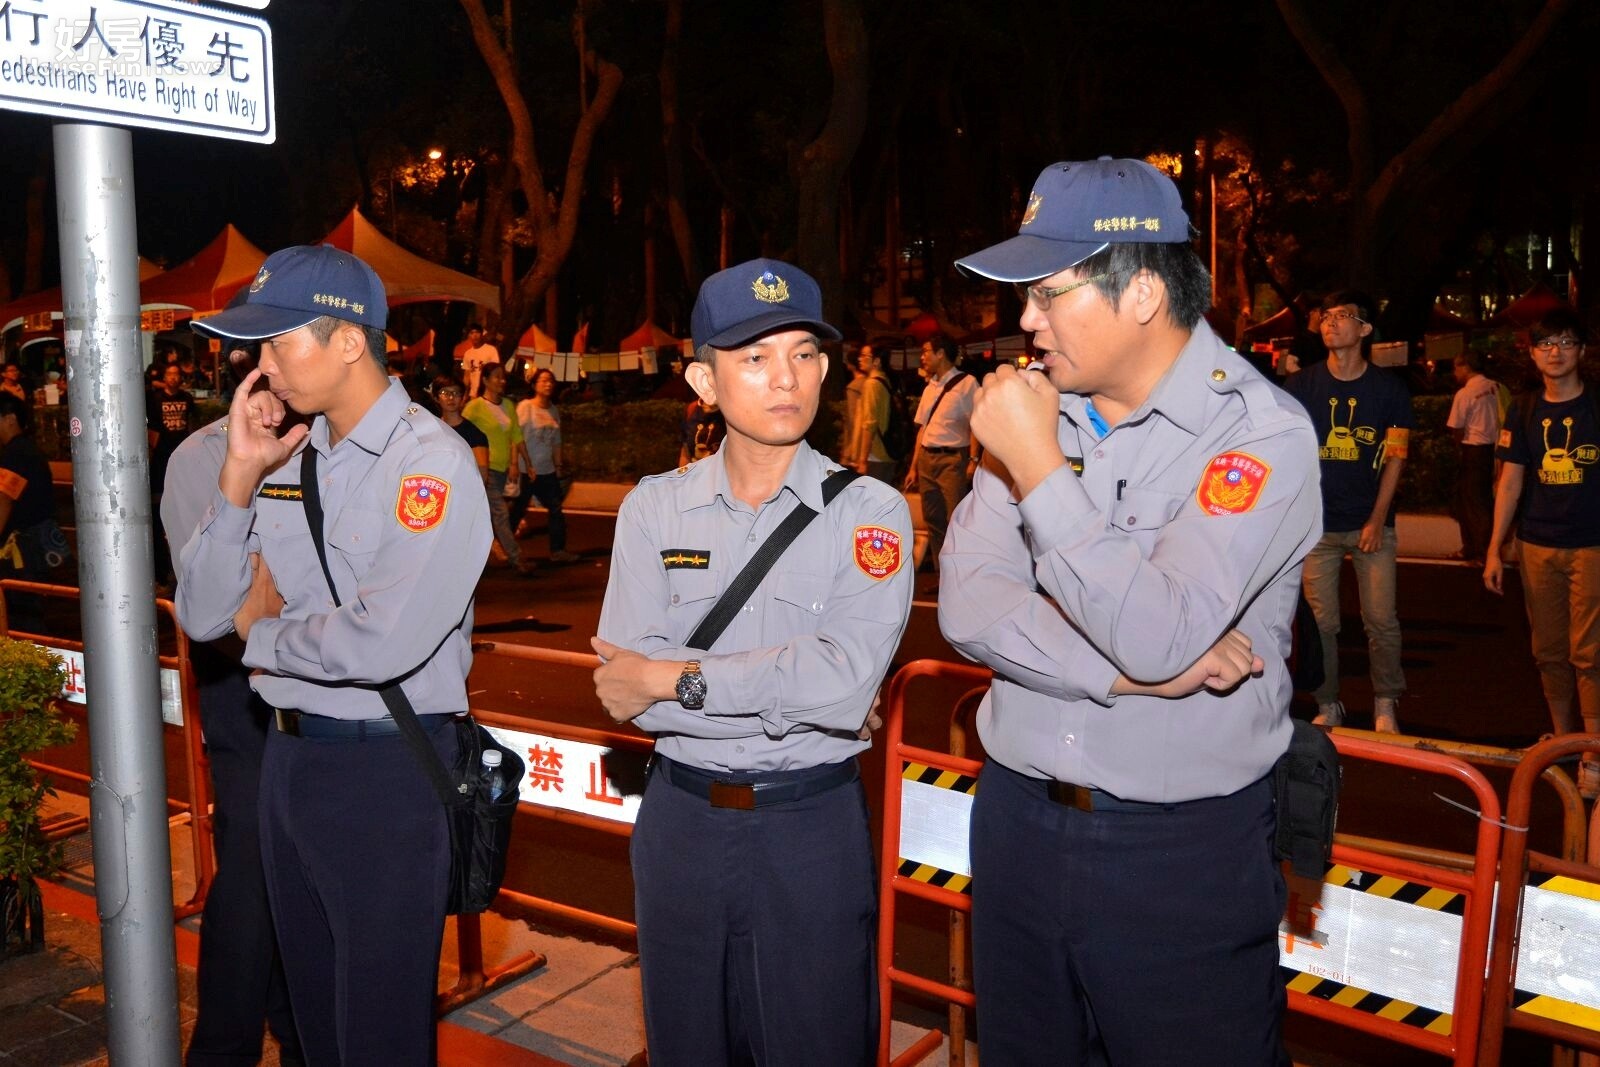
1273, 719, 1342, 878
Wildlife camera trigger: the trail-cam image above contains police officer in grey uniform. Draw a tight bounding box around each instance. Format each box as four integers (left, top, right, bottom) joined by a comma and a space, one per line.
943, 158, 1322, 1065
592, 258, 913, 1067
175, 245, 491, 1065
163, 409, 303, 1067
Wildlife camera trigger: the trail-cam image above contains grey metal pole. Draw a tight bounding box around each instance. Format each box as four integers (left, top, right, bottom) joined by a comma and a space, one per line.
52, 122, 182, 1065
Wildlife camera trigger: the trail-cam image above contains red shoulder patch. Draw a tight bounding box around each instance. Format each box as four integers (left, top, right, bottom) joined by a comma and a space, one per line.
396, 474, 450, 532
1195, 452, 1270, 516
854, 525, 904, 580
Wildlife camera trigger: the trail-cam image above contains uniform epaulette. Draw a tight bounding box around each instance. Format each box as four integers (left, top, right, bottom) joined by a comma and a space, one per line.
400, 403, 447, 445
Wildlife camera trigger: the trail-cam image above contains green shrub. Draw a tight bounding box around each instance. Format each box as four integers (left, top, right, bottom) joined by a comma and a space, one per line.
0, 637, 74, 932
1395, 394, 1454, 514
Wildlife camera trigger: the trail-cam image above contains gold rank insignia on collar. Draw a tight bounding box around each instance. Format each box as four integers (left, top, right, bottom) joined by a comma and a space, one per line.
1065, 456, 1084, 476
258, 484, 304, 501
660, 549, 711, 570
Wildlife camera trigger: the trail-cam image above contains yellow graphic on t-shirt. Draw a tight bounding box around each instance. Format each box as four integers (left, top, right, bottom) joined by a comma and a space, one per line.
1320, 397, 1380, 464
1538, 417, 1598, 485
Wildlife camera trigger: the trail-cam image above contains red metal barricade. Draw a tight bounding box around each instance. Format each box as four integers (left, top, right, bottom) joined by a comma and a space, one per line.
1479, 734, 1600, 1065
9, 578, 213, 919
443, 641, 651, 1017
875, 658, 989, 1067
873, 658, 1508, 1067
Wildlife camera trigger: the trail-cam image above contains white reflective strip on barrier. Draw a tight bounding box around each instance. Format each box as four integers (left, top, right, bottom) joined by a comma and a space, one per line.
1513, 878, 1600, 1029
39, 643, 183, 726
1278, 871, 1461, 1013
481, 724, 640, 825
899, 778, 973, 878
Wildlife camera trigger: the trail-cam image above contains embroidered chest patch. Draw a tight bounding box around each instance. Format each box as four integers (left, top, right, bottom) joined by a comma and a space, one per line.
854, 525, 904, 580
258, 484, 303, 501
661, 549, 711, 569
396, 474, 450, 532
1196, 452, 1270, 516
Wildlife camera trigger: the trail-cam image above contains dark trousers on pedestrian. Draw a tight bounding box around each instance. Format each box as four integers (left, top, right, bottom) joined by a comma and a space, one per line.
259, 715, 456, 1066
969, 758, 1288, 1067
630, 759, 878, 1067
186, 647, 301, 1067
511, 471, 567, 552
1454, 443, 1494, 562
917, 449, 969, 567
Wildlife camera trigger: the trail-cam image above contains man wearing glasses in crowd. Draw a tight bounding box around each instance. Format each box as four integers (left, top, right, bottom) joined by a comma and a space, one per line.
941, 157, 1322, 1064
1485, 308, 1600, 798
1284, 289, 1413, 733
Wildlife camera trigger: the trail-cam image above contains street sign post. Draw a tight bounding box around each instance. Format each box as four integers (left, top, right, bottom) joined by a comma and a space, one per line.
0, 0, 274, 143
0, 2, 277, 1062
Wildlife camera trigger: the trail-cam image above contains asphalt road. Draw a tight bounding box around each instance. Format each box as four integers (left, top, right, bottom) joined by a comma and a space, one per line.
30, 508, 1574, 1063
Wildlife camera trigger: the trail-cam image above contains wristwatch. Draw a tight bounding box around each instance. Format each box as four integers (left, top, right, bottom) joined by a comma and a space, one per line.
675, 660, 707, 709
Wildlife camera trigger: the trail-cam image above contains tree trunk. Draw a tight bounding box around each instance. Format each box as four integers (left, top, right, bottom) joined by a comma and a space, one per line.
458, 0, 622, 330
1277, 0, 1574, 293
659, 0, 698, 290
794, 0, 869, 328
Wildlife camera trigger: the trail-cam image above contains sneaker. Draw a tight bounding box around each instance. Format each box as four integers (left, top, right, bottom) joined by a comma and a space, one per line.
550, 550, 581, 563
1312, 701, 1345, 727
1373, 697, 1400, 734
1579, 757, 1600, 801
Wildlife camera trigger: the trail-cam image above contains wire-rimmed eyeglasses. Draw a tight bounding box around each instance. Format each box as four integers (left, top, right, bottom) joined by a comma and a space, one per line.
1013, 272, 1116, 312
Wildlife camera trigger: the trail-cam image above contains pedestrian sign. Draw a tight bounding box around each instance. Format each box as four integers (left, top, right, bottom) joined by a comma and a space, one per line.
0, 0, 274, 143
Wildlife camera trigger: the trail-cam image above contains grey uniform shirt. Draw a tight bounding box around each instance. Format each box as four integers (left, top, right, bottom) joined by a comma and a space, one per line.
938, 322, 1322, 802
176, 379, 492, 719
598, 441, 914, 773
161, 416, 230, 567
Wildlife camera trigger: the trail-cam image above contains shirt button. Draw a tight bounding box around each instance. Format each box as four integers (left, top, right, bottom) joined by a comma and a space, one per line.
1062, 733, 1076, 745
748, 534, 756, 543
743, 603, 754, 612
811, 601, 823, 612
1126, 515, 1136, 525
671, 594, 680, 605
736, 744, 746, 754
1094, 450, 1104, 459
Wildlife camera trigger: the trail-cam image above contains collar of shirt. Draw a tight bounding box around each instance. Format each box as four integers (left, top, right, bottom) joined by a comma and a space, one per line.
675, 440, 829, 515
309, 378, 411, 458
1060, 320, 1224, 439
934, 366, 963, 387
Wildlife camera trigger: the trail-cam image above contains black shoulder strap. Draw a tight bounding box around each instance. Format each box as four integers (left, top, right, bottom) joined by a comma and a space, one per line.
300, 447, 463, 808
924, 371, 968, 427
684, 469, 859, 651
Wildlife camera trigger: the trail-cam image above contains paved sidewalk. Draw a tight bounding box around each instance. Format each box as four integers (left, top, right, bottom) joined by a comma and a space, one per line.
5, 793, 968, 1066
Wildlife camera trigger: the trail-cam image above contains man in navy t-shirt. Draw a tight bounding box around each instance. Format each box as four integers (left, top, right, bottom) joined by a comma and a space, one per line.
1284, 289, 1413, 733
1485, 307, 1600, 797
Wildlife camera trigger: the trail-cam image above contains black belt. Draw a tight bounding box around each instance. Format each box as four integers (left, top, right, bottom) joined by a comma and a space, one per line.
1046, 779, 1178, 814
273, 708, 453, 741
922, 445, 969, 455
655, 755, 858, 810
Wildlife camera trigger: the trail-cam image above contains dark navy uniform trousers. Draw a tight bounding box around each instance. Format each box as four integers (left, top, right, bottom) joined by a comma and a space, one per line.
186, 646, 301, 1067
970, 759, 1289, 1067
631, 759, 878, 1067
259, 714, 456, 1066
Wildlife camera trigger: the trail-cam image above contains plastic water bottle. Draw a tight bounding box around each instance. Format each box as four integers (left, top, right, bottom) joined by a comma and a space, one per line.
481, 748, 508, 802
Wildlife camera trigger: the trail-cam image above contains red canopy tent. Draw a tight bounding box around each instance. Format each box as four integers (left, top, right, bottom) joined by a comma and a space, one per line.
1490, 282, 1567, 328
139, 224, 269, 313
618, 320, 681, 352
0, 257, 164, 333
318, 207, 501, 312
514, 323, 560, 357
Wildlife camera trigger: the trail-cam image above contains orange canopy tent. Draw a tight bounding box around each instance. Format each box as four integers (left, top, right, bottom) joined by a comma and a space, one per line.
617, 320, 681, 352
1489, 282, 1567, 329
514, 323, 559, 358
318, 207, 501, 313
0, 257, 164, 333
139, 225, 269, 313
